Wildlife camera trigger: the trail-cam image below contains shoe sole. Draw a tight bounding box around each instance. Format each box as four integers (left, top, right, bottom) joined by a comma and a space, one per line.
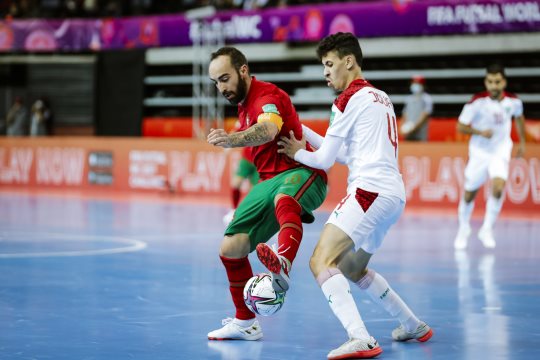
208, 335, 263, 341
328, 347, 383, 359
256, 243, 282, 273
417, 328, 433, 342
256, 243, 289, 292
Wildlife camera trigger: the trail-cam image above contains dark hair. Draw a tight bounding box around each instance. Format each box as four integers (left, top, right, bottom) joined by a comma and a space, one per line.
316, 32, 363, 67
210, 46, 249, 74
486, 63, 506, 78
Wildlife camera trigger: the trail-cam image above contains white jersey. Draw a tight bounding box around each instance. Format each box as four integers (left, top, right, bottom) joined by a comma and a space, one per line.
459, 91, 523, 155
326, 79, 405, 201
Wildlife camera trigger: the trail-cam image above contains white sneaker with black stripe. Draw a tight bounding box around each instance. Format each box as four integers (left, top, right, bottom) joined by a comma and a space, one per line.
392, 321, 433, 342
327, 337, 382, 359
207, 318, 262, 341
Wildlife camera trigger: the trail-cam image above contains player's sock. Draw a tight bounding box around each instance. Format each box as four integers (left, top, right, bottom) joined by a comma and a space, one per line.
275, 196, 303, 265
482, 195, 503, 229
220, 255, 255, 320
356, 269, 421, 333
318, 268, 371, 341
458, 197, 474, 228
232, 188, 241, 209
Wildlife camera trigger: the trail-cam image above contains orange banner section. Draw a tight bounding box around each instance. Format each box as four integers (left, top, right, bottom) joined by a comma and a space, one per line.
1, 137, 539, 214
142, 117, 540, 143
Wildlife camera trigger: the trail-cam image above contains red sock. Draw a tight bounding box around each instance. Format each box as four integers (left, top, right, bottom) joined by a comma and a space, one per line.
232, 188, 241, 209
275, 196, 303, 265
220, 255, 255, 320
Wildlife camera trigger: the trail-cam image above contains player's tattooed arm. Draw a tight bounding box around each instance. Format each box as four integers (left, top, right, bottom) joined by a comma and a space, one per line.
208, 122, 278, 148
226, 122, 277, 147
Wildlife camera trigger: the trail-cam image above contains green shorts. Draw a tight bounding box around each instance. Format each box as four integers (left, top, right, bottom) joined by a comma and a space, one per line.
236, 157, 260, 186
225, 167, 327, 252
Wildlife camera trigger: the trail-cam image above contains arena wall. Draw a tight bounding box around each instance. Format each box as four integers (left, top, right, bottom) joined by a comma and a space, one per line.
1, 137, 538, 216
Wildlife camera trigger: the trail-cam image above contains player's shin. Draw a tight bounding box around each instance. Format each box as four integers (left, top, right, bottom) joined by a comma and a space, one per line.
275, 195, 303, 265
317, 267, 371, 340
483, 194, 503, 230
220, 255, 255, 320
356, 269, 420, 332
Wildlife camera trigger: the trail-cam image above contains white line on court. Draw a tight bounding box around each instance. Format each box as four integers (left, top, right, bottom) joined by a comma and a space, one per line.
0, 232, 147, 259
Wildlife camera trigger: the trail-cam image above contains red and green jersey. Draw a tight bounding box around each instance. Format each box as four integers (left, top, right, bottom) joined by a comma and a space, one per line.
237, 77, 327, 182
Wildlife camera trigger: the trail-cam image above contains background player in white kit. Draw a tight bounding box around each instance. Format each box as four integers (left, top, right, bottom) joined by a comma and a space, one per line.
278, 32, 432, 360
454, 64, 526, 250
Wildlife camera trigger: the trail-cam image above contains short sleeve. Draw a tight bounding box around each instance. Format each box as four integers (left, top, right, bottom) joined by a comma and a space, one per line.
326, 92, 366, 138
458, 101, 477, 125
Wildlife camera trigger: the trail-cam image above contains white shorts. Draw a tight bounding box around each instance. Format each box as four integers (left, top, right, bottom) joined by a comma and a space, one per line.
326, 188, 405, 254
464, 145, 511, 191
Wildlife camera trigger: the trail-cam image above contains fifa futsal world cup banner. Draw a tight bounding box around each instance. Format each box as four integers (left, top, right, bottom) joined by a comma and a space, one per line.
0, 0, 540, 52
0, 137, 539, 216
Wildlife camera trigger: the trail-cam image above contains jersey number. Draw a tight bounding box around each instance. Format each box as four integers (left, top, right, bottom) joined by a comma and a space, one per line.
387, 113, 398, 157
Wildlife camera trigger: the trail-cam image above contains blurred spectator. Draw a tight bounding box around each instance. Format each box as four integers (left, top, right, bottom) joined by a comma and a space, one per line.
400, 75, 433, 141
30, 98, 52, 136
6, 96, 29, 136
1, 0, 293, 18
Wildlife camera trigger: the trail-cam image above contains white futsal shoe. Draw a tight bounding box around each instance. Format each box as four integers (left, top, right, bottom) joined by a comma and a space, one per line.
207, 318, 262, 341
478, 226, 496, 249
454, 225, 471, 250
327, 337, 382, 359
256, 243, 291, 292
392, 321, 433, 342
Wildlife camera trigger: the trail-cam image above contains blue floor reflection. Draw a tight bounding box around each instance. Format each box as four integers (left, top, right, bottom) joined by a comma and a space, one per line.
0, 191, 539, 359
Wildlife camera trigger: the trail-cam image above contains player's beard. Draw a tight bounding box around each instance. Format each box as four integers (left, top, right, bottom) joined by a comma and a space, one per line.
489, 89, 502, 100
223, 71, 248, 105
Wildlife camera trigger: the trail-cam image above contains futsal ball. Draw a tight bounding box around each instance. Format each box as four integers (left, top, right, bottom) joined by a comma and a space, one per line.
243, 273, 286, 316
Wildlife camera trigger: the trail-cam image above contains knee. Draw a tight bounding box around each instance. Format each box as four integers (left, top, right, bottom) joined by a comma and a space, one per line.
492, 186, 504, 199
463, 191, 476, 203
343, 266, 369, 283
309, 248, 335, 278
219, 235, 250, 258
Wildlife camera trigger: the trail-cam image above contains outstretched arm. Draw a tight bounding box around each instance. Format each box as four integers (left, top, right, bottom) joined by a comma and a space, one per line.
207, 122, 279, 148
278, 130, 344, 171
301, 125, 347, 164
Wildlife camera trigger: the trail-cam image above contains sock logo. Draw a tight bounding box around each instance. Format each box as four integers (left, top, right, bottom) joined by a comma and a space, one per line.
328, 295, 333, 304
379, 288, 390, 300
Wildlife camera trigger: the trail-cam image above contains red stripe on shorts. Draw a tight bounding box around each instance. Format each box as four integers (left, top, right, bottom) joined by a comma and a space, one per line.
294, 171, 318, 201
355, 187, 379, 212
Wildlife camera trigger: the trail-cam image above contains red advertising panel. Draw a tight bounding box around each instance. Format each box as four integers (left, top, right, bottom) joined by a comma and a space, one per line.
1, 138, 538, 215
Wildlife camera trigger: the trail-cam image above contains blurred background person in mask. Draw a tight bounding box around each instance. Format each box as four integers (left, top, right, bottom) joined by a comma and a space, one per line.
6, 96, 28, 136
30, 98, 52, 136
400, 75, 433, 141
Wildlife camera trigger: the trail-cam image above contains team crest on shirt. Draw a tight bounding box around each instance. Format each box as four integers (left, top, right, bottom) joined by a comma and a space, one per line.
262, 104, 280, 115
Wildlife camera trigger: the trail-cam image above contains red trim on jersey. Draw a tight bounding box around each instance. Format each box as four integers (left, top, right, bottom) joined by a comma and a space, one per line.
503, 91, 519, 99
468, 91, 520, 104
334, 79, 375, 113
468, 91, 490, 104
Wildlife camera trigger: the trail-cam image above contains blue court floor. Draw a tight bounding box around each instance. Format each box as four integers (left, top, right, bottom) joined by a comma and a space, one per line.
0, 191, 539, 360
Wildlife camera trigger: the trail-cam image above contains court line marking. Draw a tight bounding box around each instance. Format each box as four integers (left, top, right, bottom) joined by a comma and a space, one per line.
0, 232, 147, 259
